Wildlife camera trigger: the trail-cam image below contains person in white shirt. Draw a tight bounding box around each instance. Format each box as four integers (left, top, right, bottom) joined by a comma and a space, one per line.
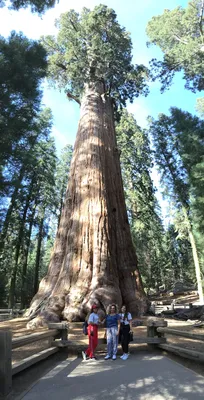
82, 304, 99, 361
119, 305, 133, 360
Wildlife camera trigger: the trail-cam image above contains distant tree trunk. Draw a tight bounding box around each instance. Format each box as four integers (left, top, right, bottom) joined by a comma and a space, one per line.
20, 200, 37, 309
33, 211, 45, 295
8, 186, 33, 308
26, 81, 146, 325
182, 208, 204, 304
188, 229, 204, 304
0, 168, 25, 252
0, 132, 39, 252
162, 152, 204, 304
57, 184, 66, 228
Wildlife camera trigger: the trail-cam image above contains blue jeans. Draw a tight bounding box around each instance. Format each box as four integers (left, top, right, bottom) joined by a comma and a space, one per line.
106, 327, 118, 356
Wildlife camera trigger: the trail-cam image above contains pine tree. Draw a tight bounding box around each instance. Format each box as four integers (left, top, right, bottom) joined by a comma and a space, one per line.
116, 110, 167, 291
0, 32, 47, 195
55, 145, 73, 227
0, 109, 55, 308
148, 109, 204, 303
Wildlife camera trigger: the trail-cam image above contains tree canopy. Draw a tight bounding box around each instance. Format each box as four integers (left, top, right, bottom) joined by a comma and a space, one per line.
0, 32, 47, 194
146, 0, 204, 92
149, 108, 204, 229
0, 0, 57, 13
42, 5, 149, 110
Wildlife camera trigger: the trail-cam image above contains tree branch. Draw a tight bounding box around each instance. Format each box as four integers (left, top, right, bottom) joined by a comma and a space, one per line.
199, 0, 204, 43
173, 34, 188, 45
69, 18, 78, 32
56, 62, 67, 71
66, 92, 81, 105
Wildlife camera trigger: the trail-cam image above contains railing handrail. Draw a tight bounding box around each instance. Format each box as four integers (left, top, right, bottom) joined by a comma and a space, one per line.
157, 327, 204, 341
0, 323, 68, 397
12, 329, 59, 349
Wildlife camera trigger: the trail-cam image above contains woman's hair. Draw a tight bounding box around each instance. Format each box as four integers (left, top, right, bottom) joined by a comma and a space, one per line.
106, 303, 119, 315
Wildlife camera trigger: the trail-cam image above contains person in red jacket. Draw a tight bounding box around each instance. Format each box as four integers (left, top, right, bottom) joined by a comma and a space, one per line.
82, 304, 100, 361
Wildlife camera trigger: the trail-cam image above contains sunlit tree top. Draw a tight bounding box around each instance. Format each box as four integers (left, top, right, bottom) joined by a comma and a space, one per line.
42, 5, 148, 108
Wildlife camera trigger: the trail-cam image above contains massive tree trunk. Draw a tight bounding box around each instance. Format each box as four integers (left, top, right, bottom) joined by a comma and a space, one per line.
26, 81, 147, 325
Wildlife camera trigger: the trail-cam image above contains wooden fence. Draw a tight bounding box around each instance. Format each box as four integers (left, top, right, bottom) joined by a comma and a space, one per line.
150, 302, 192, 315
131, 319, 204, 364
0, 309, 14, 321
156, 326, 204, 362
0, 322, 68, 397
0, 308, 24, 321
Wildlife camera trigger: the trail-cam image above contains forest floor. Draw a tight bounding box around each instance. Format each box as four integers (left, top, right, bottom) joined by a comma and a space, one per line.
149, 291, 200, 304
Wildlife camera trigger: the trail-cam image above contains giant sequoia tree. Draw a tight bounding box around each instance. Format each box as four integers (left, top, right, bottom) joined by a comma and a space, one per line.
27, 5, 148, 324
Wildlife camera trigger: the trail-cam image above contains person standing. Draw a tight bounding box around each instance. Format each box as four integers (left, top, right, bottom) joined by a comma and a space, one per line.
82, 304, 99, 361
104, 304, 120, 360
119, 305, 133, 360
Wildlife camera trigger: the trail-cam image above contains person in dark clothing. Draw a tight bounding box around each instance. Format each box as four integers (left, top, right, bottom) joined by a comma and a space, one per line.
119, 305, 133, 360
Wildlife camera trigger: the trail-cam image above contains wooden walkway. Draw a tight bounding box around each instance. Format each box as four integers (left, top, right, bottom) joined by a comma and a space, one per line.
19, 352, 204, 400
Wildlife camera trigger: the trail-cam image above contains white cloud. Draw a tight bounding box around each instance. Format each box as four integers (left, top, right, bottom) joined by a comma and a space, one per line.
0, 0, 175, 40
0, 0, 98, 39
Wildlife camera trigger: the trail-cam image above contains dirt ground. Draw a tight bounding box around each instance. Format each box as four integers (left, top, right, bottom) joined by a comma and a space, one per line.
149, 292, 199, 304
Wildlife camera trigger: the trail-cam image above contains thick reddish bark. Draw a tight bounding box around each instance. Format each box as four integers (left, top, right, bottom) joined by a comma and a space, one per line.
26, 81, 146, 326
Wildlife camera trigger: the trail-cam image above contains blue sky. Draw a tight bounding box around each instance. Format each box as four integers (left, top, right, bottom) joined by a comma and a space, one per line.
0, 0, 201, 220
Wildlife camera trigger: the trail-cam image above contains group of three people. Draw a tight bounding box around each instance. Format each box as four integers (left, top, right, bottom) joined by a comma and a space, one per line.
82, 303, 132, 361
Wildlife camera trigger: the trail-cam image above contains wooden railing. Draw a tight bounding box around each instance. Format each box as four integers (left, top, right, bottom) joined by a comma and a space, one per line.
0, 308, 24, 321
132, 319, 204, 363
0, 322, 68, 397
156, 326, 204, 362
150, 303, 192, 315
0, 309, 14, 321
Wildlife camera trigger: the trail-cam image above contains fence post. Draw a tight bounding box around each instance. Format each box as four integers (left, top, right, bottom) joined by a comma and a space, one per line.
0, 330, 12, 397
61, 323, 68, 342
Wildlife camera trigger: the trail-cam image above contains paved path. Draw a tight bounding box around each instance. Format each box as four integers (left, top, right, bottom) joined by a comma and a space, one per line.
19, 352, 204, 400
